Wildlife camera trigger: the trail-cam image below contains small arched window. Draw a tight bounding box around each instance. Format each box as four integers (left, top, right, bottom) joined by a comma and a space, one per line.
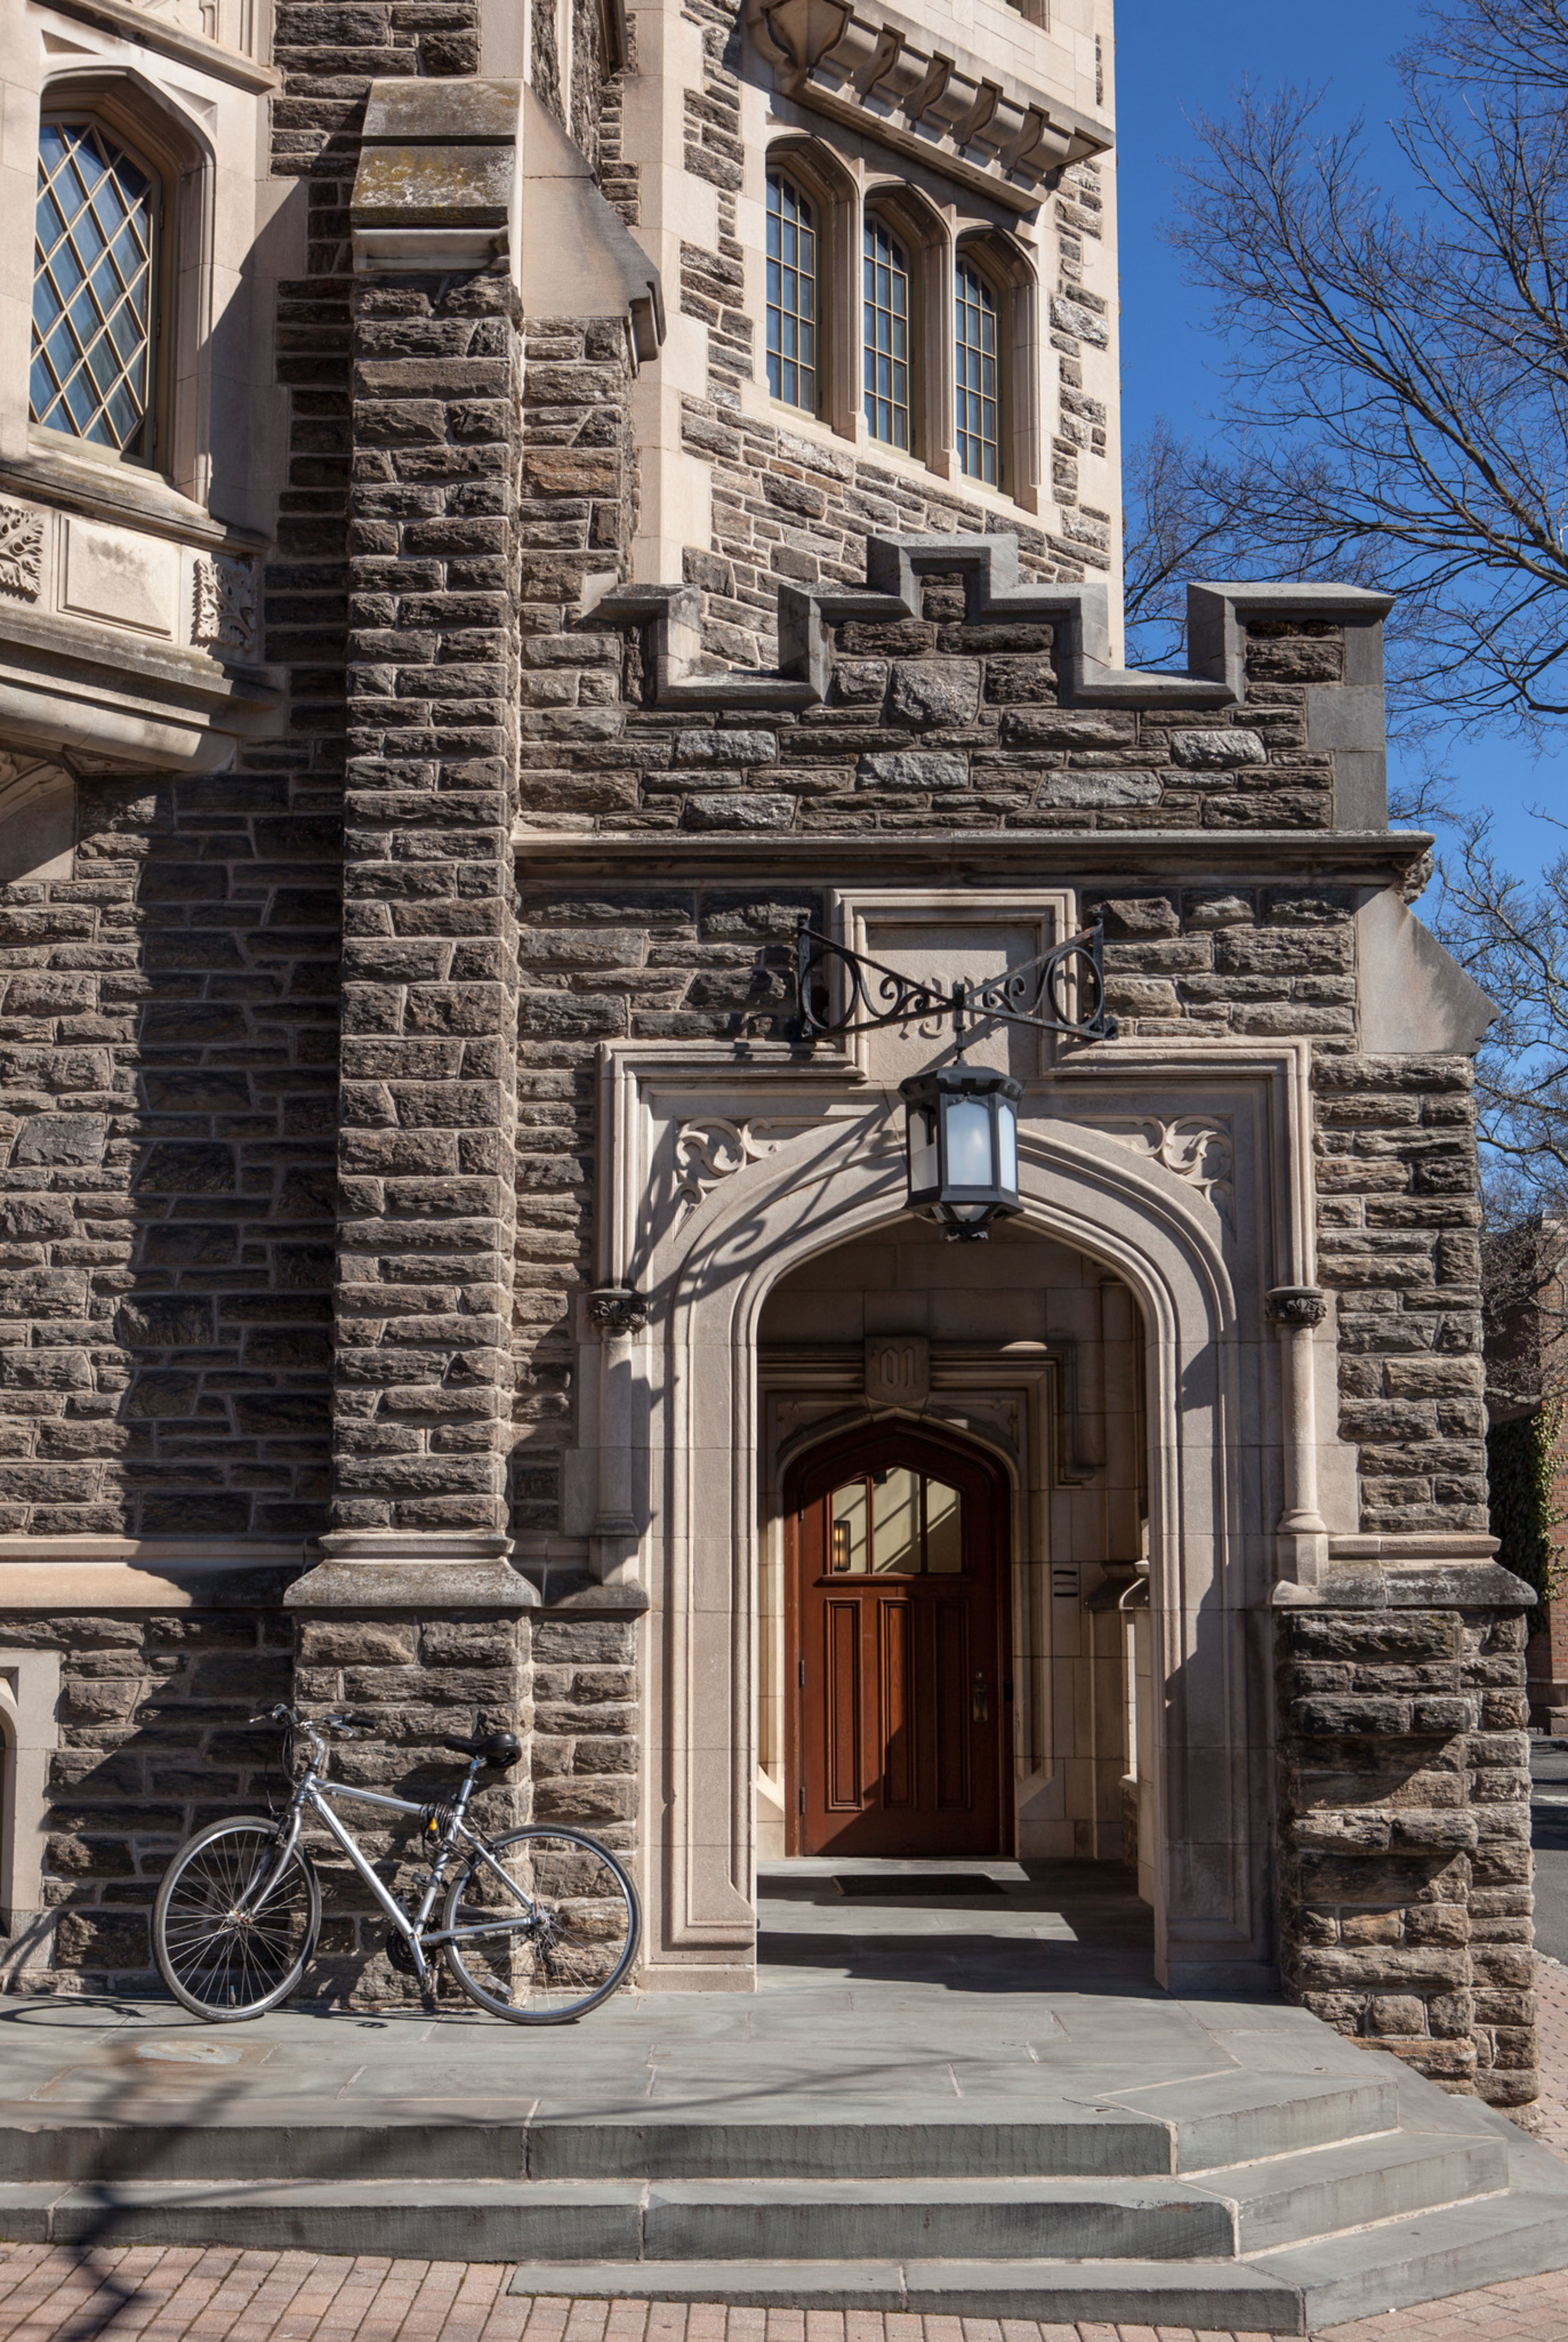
766, 170, 819, 416
862, 216, 911, 450
955, 257, 1000, 487
31, 117, 160, 461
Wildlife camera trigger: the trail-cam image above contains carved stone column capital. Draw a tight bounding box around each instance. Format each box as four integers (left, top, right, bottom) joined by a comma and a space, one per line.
588, 1285, 649, 1336
1266, 1285, 1328, 1330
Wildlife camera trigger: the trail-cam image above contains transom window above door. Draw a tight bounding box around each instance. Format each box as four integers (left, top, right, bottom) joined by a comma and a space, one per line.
828, 1467, 962, 1575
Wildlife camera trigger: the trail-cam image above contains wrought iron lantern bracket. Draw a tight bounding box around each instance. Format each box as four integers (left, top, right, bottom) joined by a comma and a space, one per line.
794, 917, 1118, 1048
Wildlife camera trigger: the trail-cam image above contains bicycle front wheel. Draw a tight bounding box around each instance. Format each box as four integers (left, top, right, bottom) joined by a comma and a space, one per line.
442, 1826, 638, 2023
154, 1817, 321, 2021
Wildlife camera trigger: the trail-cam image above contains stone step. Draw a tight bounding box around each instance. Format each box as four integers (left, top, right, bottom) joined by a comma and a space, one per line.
1211, 2128, 1508, 2253
0, 2130, 1503, 2267
1261, 2184, 1568, 2330
509, 2260, 1311, 2333
0, 2071, 1398, 2186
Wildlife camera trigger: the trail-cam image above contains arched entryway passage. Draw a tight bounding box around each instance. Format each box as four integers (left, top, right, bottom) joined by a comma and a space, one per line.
784, 1417, 1012, 1858
587, 1032, 1322, 1994
757, 1209, 1149, 1882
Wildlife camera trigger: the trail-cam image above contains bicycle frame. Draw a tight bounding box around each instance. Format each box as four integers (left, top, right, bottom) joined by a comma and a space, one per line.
250, 1746, 542, 1987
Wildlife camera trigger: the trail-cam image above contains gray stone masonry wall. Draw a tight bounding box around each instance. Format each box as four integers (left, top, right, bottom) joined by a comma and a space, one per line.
523, 588, 1344, 836
270, 1, 481, 175
335, 267, 526, 1538
291, 1609, 530, 2006
676, 0, 1109, 664
680, 413, 1062, 671
530, 1613, 638, 1854
0, 770, 335, 1544
1277, 1593, 1535, 2105
3, 1598, 294, 1992
275, 1608, 637, 2008
512, 572, 1487, 1545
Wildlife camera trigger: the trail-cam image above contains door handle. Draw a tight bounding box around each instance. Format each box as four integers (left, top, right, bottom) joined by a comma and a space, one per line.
971, 1672, 989, 1724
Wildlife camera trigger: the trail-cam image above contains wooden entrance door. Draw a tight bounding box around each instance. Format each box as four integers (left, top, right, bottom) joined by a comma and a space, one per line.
785, 1424, 1009, 1857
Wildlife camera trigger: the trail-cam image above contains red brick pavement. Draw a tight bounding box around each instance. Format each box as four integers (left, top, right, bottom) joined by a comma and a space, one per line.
9, 1968, 1568, 2342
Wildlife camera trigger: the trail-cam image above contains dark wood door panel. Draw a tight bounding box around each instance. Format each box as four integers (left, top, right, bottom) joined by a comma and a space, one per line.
932, 1597, 970, 1812
786, 1422, 1009, 1858
825, 1597, 861, 1811
880, 1596, 914, 1809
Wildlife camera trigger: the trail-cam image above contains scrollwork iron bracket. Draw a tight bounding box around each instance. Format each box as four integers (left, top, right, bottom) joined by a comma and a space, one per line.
794, 917, 1119, 1046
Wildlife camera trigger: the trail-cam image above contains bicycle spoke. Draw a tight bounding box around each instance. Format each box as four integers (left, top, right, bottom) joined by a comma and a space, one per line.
155, 1822, 317, 2018
443, 1828, 636, 2022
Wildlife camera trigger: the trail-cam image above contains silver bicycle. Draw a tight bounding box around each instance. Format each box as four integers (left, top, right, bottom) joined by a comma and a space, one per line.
152, 1705, 639, 2025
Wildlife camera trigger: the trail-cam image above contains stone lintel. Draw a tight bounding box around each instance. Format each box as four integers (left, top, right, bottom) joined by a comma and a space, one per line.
1274, 1564, 1535, 1613
514, 827, 1437, 883
0, 1561, 303, 1610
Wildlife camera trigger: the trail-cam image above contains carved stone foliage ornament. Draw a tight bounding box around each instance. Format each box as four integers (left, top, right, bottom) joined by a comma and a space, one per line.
1266, 1286, 1328, 1329
0, 503, 45, 602
1087, 1115, 1235, 1227
587, 1286, 648, 1336
192, 553, 258, 657
674, 1115, 825, 1214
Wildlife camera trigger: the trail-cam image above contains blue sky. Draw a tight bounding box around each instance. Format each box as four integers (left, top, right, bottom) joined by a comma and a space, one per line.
1114, 0, 1559, 878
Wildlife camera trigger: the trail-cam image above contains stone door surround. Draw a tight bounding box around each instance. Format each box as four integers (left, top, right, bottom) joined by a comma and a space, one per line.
574, 986, 1339, 1994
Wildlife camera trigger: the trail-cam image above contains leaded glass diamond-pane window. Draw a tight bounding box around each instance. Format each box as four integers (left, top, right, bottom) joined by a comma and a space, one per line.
32, 120, 157, 458
863, 218, 910, 450
767, 171, 817, 413
955, 259, 999, 485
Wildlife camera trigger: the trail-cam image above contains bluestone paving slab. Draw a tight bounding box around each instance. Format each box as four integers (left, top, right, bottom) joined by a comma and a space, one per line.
1209, 2131, 1508, 2252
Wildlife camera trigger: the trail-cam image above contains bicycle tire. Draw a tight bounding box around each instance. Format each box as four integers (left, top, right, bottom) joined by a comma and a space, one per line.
154, 1815, 321, 2021
441, 1825, 639, 2024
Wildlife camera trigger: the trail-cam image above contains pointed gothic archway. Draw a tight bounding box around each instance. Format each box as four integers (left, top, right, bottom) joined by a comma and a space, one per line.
579, 1030, 1328, 1999
783, 1415, 1014, 1859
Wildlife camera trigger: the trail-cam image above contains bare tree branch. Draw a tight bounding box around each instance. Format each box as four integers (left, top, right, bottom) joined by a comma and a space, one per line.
1122, 8, 1568, 741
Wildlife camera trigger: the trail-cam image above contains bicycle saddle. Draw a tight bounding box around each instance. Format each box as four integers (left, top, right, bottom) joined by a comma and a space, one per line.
442, 1730, 523, 1769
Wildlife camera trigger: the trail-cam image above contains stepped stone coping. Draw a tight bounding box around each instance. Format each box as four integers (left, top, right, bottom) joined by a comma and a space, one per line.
584, 532, 1393, 714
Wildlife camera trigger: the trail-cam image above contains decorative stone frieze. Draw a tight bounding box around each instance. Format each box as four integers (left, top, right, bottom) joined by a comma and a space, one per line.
745, 0, 1110, 209
0, 502, 43, 602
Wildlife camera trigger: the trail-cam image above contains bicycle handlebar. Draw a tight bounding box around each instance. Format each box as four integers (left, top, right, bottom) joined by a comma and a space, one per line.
247, 1704, 378, 1748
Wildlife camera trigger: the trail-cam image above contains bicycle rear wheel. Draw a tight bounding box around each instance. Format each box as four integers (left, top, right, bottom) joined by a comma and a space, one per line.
442, 1826, 638, 2023
154, 1817, 320, 2020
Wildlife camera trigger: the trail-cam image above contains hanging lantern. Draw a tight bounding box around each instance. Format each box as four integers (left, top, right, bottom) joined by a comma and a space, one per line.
899, 1064, 1022, 1241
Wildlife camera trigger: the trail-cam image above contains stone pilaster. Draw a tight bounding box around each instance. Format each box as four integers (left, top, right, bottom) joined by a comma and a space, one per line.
288, 83, 528, 1611
1276, 1566, 1536, 2105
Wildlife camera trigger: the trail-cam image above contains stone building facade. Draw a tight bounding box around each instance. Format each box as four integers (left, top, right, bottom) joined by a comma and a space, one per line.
0, 0, 1537, 2107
